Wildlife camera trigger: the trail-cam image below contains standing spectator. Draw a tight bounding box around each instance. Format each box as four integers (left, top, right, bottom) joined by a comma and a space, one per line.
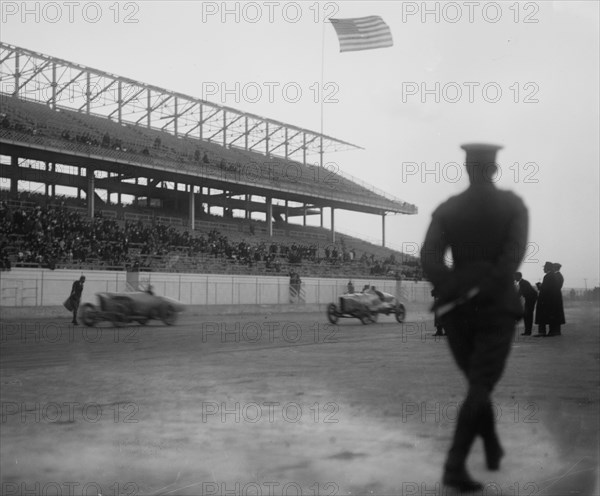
67, 275, 86, 325
553, 263, 564, 289
514, 272, 538, 336
347, 280, 355, 294
420, 144, 528, 491
431, 288, 445, 336
534, 262, 565, 337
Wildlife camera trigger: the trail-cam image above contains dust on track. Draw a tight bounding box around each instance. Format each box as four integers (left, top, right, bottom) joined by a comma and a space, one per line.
1, 303, 598, 495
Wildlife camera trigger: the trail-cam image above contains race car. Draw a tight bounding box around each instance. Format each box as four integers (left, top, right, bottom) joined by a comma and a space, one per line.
80, 290, 184, 326
327, 287, 406, 325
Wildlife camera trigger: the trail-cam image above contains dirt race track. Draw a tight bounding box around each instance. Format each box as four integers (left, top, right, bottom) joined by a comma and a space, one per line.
1, 301, 598, 496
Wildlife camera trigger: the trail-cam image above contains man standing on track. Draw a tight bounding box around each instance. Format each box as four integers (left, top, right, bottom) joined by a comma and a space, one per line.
515, 272, 538, 336
421, 143, 528, 491
68, 275, 86, 325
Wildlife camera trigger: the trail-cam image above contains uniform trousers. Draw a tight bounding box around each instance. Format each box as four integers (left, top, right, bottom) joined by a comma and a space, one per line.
443, 311, 515, 470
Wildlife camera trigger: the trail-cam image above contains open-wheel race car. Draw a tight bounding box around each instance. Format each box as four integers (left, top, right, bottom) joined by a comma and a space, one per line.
327, 288, 406, 325
80, 291, 184, 326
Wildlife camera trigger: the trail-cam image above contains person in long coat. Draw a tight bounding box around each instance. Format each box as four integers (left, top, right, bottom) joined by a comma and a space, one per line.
68, 275, 86, 325
534, 262, 565, 337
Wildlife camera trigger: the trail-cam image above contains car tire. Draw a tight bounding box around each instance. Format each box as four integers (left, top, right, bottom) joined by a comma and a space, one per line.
160, 304, 177, 326
80, 303, 97, 327
360, 312, 373, 325
395, 303, 406, 323
327, 303, 339, 324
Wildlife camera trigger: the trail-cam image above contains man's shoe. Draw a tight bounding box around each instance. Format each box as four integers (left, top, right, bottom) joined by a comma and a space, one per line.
484, 442, 505, 471
521, 332, 531, 336
442, 467, 483, 492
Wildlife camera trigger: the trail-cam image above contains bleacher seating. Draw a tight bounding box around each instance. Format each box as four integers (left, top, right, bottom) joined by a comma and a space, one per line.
0, 94, 411, 212
0, 192, 422, 279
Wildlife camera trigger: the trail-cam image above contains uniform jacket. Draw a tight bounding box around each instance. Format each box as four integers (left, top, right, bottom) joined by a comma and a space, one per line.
421, 185, 528, 319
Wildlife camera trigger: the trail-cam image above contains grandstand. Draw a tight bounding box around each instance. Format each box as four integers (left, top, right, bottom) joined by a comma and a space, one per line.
0, 42, 420, 279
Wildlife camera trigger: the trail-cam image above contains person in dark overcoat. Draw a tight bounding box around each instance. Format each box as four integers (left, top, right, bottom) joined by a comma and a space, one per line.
534, 262, 565, 337
69, 275, 86, 325
514, 272, 538, 335
421, 143, 528, 492
553, 263, 564, 289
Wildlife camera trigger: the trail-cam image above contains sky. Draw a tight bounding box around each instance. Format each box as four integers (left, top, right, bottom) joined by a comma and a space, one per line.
1, 0, 599, 288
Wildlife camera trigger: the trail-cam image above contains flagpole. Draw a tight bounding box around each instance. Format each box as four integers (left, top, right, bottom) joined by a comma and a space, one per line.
319, 18, 326, 168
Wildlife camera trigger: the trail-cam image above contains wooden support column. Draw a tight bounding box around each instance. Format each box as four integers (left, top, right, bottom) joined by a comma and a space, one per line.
188, 185, 195, 231
45, 162, 50, 196
330, 207, 335, 243
10, 156, 18, 196
87, 168, 95, 219
266, 197, 273, 237
49, 163, 55, 197
382, 213, 386, 247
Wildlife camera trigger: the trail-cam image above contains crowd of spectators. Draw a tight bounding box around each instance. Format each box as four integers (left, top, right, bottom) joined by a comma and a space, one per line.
1, 106, 197, 164
1, 98, 407, 210
0, 196, 423, 279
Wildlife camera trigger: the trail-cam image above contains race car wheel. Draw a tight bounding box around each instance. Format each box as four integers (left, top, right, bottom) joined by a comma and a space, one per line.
327, 303, 339, 324
360, 312, 373, 325
137, 318, 148, 326
395, 303, 406, 323
80, 303, 97, 327
160, 304, 177, 326
370, 312, 379, 323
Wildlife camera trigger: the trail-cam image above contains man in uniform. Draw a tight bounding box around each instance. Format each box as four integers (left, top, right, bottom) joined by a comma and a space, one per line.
69, 275, 86, 325
514, 272, 538, 335
421, 143, 528, 491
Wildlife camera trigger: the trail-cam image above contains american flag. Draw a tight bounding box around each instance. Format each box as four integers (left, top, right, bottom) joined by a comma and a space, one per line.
329, 16, 393, 53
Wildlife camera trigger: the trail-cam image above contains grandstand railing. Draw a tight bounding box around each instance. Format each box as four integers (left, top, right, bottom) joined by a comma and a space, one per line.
1, 127, 409, 213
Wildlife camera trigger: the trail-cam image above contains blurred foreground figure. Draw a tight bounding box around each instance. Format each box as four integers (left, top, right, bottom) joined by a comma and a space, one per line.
421, 144, 528, 491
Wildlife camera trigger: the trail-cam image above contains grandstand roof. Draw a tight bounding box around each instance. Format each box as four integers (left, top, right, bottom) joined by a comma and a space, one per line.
0, 42, 418, 216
